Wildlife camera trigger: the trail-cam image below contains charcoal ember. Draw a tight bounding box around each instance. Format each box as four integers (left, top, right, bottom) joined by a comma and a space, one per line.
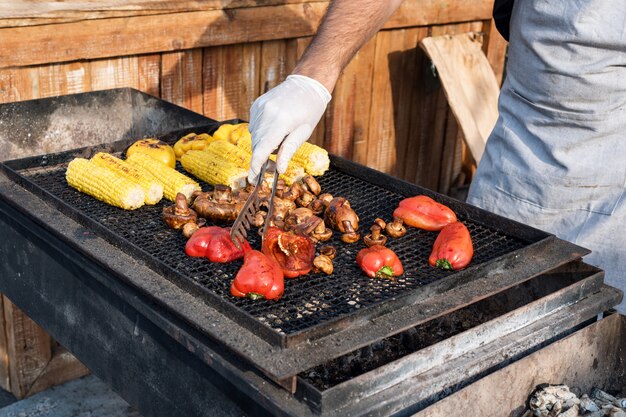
528, 384, 579, 417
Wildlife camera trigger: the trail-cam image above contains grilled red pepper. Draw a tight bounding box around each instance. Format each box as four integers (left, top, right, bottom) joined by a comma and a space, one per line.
185, 226, 250, 263
262, 227, 315, 278
231, 250, 284, 300
393, 195, 457, 231
356, 245, 404, 279
429, 221, 474, 270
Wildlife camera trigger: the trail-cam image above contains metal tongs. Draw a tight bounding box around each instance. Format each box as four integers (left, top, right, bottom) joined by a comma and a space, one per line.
230, 159, 279, 249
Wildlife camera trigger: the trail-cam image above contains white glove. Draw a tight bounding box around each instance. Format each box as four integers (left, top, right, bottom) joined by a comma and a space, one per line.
248, 74, 331, 183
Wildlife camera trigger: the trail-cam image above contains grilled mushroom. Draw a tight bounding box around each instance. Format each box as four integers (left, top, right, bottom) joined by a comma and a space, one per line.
296, 191, 315, 208
302, 175, 321, 196
363, 224, 387, 247
325, 197, 360, 233
340, 220, 360, 243
163, 193, 198, 229
319, 245, 337, 260
313, 254, 334, 275
386, 217, 407, 238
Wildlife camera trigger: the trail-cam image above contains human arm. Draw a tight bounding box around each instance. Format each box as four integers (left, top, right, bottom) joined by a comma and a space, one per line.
248, 0, 404, 182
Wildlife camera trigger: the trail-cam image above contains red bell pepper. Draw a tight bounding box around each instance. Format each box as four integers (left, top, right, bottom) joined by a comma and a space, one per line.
393, 195, 457, 231
185, 226, 250, 263
262, 227, 315, 278
231, 250, 284, 300
356, 245, 404, 279
429, 221, 474, 270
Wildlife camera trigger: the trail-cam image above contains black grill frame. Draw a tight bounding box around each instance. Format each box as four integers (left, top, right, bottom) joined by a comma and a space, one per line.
1, 125, 571, 348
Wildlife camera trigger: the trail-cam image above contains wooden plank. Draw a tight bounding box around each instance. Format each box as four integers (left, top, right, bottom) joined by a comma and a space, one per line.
3, 296, 52, 398
138, 54, 162, 97
401, 26, 431, 184
90, 56, 138, 91
38, 61, 91, 98
420, 32, 500, 165
25, 347, 90, 397
484, 18, 508, 87
0, 67, 39, 104
161, 49, 203, 114
0, 0, 494, 69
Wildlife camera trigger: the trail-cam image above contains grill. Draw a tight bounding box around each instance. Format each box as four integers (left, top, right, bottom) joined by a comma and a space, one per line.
0, 89, 621, 417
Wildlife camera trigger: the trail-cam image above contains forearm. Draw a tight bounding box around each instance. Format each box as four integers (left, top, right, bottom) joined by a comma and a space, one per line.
293, 0, 404, 92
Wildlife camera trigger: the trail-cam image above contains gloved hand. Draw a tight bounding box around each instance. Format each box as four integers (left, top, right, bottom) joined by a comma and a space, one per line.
248, 74, 331, 183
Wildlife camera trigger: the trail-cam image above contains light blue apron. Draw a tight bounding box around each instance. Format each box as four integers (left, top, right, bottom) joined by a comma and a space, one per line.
467, 0, 626, 312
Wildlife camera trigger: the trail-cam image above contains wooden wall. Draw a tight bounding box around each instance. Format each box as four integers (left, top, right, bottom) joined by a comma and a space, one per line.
0, 0, 507, 398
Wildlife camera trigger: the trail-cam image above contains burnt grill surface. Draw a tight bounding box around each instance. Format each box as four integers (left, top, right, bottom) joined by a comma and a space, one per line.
5, 127, 527, 345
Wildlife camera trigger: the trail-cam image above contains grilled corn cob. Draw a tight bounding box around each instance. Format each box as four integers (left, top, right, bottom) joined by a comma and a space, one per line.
66, 158, 145, 210
229, 123, 250, 145
180, 150, 248, 190
236, 134, 328, 177
125, 152, 200, 201
290, 142, 330, 176
91, 152, 163, 205
234, 135, 305, 184
205, 140, 251, 169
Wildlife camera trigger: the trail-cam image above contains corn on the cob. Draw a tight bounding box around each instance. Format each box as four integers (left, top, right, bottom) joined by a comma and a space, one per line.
235, 134, 253, 154
125, 152, 200, 201
290, 142, 330, 176
180, 150, 248, 190
205, 140, 251, 169
91, 152, 163, 205
66, 158, 145, 210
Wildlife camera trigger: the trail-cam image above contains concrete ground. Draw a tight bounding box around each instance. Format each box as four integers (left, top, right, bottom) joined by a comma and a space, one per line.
0, 376, 141, 417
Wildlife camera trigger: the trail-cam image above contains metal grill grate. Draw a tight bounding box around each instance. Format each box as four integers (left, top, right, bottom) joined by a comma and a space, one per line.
20, 157, 526, 339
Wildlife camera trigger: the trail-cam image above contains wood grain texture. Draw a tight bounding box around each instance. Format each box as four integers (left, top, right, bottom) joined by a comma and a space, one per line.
484, 18, 508, 87
3, 296, 51, 398
420, 32, 500, 165
0, 0, 494, 69
0, 296, 8, 390
161, 49, 203, 114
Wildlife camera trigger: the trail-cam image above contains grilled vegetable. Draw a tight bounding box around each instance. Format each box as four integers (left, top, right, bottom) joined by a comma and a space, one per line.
125, 152, 200, 201
231, 250, 284, 300
162, 193, 198, 229
173, 133, 213, 159
205, 140, 252, 169
234, 135, 305, 185
262, 227, 316, 278
66, 158, 145, 210
290, 142, 330, 176
393, 195, 457, 231
91, 152, 163, 205
180, 150, 248, 190
126, 138, 176, 168
429, 221, 474, 270
212, 123, 238, 142
229, 123, 250, 145
185, 226, 250, 263
356, 245, 403, 279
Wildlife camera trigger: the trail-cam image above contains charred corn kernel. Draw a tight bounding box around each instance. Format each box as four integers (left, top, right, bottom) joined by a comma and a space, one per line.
66, 158, 145, 210
180, 150, 248, 190
126, 138, 177, 168
205, 140, 251, 169
229, 123, 250, 145
290, 142, 330, 176
91, 152, 164, 205
235, 134, 253, 154
173, 133, 215, 159
265, 155, 305, 185
212, 123, 237, 143
126, 152, 200, 201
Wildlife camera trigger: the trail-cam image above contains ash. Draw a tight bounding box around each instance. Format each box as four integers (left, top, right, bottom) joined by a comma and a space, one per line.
526, 384, 626, 417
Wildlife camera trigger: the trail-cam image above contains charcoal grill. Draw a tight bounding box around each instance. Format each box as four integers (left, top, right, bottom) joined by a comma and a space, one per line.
0, 89, 621, 417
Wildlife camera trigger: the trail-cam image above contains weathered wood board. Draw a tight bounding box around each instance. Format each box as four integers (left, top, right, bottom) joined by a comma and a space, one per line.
420, 32, 501, 165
